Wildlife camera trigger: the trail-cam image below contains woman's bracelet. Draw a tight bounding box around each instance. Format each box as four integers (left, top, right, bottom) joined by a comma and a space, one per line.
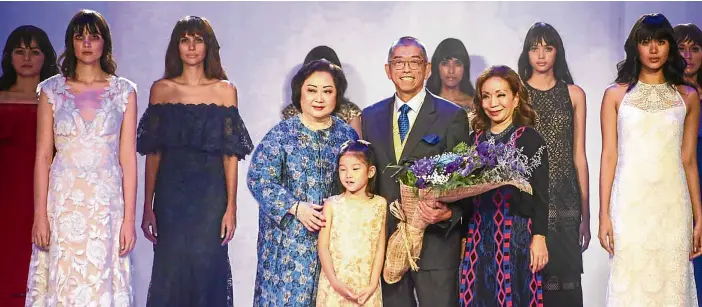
294, 202, 300, 218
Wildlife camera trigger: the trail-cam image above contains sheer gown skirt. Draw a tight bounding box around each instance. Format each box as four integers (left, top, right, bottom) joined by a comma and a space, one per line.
26, 164, 133, 307
607, 170, 697, 306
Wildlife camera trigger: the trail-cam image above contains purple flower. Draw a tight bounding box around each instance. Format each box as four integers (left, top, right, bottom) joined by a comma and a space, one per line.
409, 157, 436, 177
495, 143, 506, 155
445, 158, 462, 174
416, 178, 427, 189
477, 142, 490, 156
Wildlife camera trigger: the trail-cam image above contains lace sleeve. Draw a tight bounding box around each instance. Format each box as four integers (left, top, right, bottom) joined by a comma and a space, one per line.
116, 77, 138, 112
37, 74, 60, 110
136, 105, 162, 155
220, 107, 254, 159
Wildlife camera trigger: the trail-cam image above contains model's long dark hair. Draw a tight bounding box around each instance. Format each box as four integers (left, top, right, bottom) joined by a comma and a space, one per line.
615, 13, 688, 90
517, 22, 574, 85
59, 9, 116, 78
0, 25, 59, 91
163, 16, 227, 80
426, 38, 476, 96
674, 23, 702, 88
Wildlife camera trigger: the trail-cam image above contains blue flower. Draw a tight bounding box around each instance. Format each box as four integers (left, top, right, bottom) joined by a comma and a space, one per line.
437, 153, 460, 166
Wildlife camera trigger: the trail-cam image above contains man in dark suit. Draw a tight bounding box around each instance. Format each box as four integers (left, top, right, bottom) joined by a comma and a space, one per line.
361, 36, 471, 307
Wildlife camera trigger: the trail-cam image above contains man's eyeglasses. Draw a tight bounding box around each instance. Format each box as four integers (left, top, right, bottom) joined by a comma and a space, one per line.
389, 59, 425, 70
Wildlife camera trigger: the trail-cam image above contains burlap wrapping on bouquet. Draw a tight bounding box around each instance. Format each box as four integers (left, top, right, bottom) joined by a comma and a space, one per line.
383, 181, 532, 284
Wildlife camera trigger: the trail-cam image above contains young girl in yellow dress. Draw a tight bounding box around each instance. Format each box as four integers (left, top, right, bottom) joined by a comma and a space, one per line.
316, 140, 387, 306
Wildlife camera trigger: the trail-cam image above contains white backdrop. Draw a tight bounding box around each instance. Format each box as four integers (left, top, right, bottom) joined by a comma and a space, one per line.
2, 1, 702, 306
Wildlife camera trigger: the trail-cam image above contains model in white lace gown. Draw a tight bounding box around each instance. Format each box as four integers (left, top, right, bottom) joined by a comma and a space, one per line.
606, 81, 698, 306
25, 74, 135, 307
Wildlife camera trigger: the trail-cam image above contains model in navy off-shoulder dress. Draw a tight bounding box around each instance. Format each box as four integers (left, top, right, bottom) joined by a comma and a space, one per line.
136, 103, 253, 306
459, 126, 549, 307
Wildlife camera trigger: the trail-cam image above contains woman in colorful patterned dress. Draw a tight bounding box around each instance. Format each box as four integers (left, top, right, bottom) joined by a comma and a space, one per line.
137, 16, 253, 307
517, 22, 590, 306
26, 9, 137, 306
247, 59, 358, 306
459, 65, 549, 307
675, 21, 702, 301
0, 25, 58, 307
598, 13, 701, 306
281, 45, 362, 136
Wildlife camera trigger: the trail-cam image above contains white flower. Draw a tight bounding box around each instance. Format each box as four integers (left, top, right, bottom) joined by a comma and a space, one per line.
69, 189, 85, 205
99, 292, 112, 307
99, 110, 122, 136
73, 149, 101, 169
114, 291, 132, 307
61, 212, 87, 243
94, 184, 112, 206
55, 117, 76, 135
86, 239, 107, 267
427, 171, 450, 185
71, 284, 93, 307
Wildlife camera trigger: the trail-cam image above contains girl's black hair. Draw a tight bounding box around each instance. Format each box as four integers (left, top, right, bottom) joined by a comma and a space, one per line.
336, 140, 377, 196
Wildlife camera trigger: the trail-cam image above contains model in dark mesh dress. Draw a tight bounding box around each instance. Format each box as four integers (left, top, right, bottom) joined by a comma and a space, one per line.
517, 22, 590, 306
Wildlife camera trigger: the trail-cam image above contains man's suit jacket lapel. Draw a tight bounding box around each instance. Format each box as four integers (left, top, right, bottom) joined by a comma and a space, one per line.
400, 91, 437, 162
376, 97, 396, 165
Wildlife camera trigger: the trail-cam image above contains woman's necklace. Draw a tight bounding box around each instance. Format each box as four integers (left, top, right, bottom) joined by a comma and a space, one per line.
299, 114, 333, 130
487, 123, 514, 143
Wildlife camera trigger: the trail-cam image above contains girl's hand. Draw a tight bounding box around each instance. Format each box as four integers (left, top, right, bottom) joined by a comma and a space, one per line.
332, 281, 358, 302
356, 284, 377, 305
32, 215, 51, 250
119, 220, 136, 256
296, 202, 326, 232
221, 208, 236, 246
141, 207, 158, 244
530, 235, 548, 273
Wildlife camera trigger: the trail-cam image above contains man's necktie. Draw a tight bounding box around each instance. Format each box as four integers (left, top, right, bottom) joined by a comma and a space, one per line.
398, 104, 410, 142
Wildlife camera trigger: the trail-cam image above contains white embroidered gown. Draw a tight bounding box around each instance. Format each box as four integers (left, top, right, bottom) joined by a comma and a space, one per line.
606, 81, 698, 306
25, 75, 135, 307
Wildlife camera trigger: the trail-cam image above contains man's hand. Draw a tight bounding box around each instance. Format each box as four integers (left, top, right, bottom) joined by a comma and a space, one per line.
418, 200, 452, 224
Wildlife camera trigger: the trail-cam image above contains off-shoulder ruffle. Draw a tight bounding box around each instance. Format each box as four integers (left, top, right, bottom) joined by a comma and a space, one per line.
136, 103, 254, 159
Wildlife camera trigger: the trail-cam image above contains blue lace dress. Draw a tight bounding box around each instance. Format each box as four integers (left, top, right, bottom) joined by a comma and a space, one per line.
136, 103, 253, 307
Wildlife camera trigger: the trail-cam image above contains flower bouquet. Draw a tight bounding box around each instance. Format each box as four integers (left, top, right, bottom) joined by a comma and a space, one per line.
383, 140, 543, 284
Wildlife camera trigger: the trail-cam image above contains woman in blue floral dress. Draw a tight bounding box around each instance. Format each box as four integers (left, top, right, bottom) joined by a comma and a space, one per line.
247, 59, 358, 306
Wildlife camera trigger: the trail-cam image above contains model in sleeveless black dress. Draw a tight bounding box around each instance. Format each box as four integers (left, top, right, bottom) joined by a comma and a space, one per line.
527, 80, 584, 306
